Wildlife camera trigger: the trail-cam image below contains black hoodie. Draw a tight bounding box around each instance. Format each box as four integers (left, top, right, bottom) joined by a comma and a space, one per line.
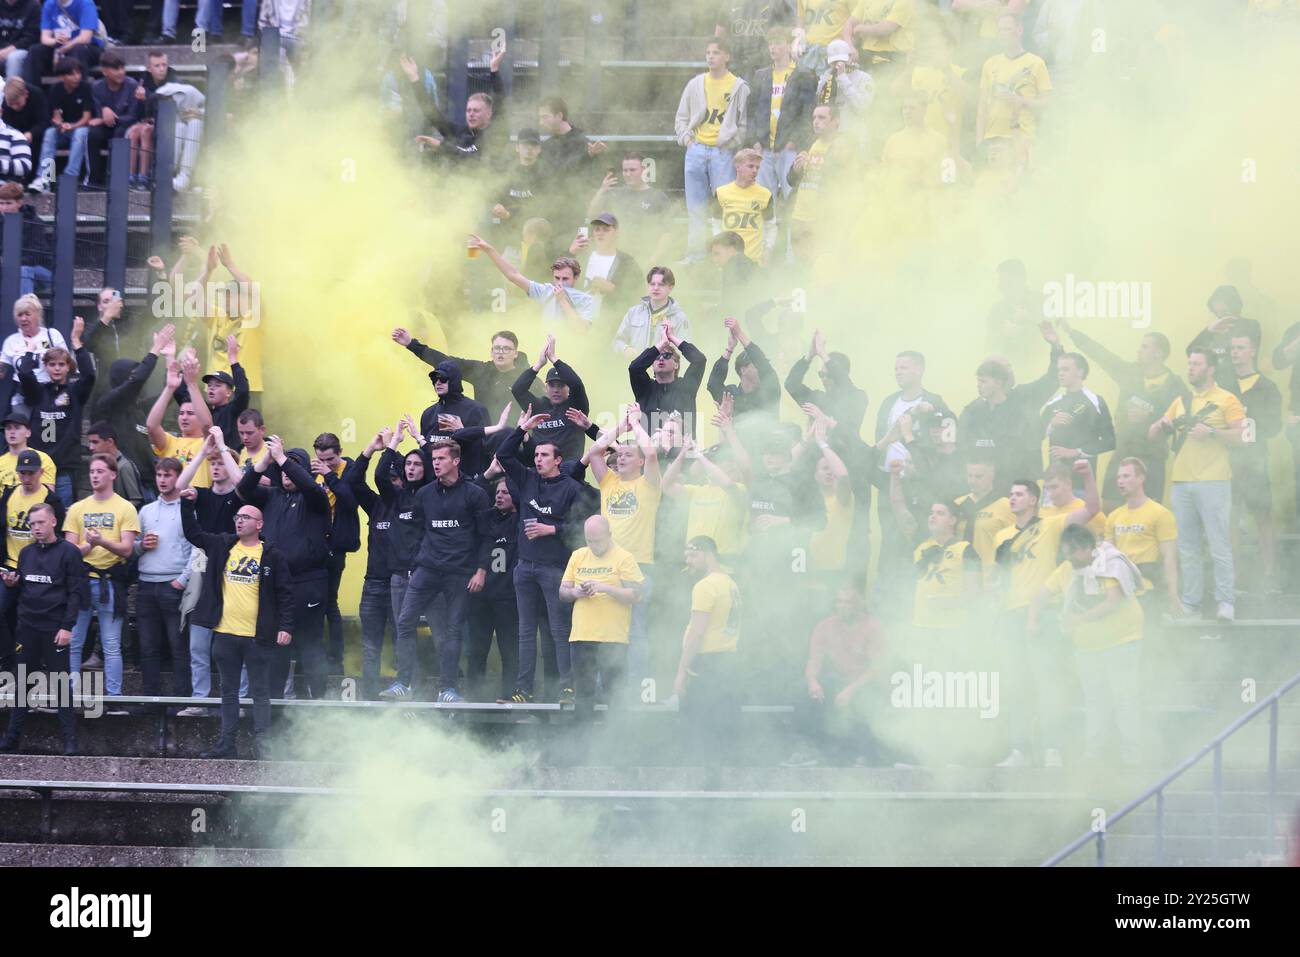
629, 341, 708, 431
17, 347, 95, 469
412, 472, 492, 575
236, 455, 332, 583
12, 535, 85, 632
405, 338, 528, 421
419, 360, 490, 474
347, 452, 394, 581
378, 447, 428, 575
510, 359, 592, 463
0, 1, 39, 52
93, 353, 159, 493
494, 426, 584, 568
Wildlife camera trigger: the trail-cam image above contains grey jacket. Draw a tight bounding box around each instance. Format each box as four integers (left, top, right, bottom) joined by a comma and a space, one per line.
613, 297, 692, 358
674, 73, 751, 150
134, 496, 194, 585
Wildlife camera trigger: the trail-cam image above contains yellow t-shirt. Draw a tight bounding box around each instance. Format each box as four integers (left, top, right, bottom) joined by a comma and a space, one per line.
688, 571, 742, 654
217, 541, 264, 638
881, 125, 951, 187
683, 484, 748, 557
911, 63, 966, 146
913, 537, 979, 629
316, 461, 346, 518
800, 0, 854, 46
1039, 497, 1106, 539
993, 512, 1071, 610
715, 180, 773, 262
956, 492, 1013, 571
696, 71, 738, 147
0, 449, 56, 489
1105, 498, 1177, 567
562, 545, 645, 644
206, 309, 263, 392
599, 471, 661, 565
5, 485, 52, 568
980, 51, 1052, 141
153, 432, 211, 488
810, 490, 854, 571
1165, 385, 1246, 483
972, 0, 1034, 39
769, 63, 795, 148
64, 493, 140, 572
1044, 565, 1144, 652
852, 0, 915, 54
791, 137, 832, 223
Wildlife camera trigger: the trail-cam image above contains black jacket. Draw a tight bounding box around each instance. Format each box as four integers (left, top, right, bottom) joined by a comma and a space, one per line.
347, 452, 394, 580
0, 1, 39, 51
957, 346, 1063, 482
412, 474, 492, 575
11, 536, 85, 632
494, 426, 585, 568
1233, 371, 1283, 471
405, 338, 528, 421
92, 353, 160, 493
510, 359, 591, 464
707, 340, 780, 421
477, 501, 519, 601
377, 448, 427, 575
320, 458, 360, 554
17, 346, 95, 469
873, 388, 950, 443
1040, 388, 1116, 468
236, 457, 332, 582
629, 342, 708, 430
0, 482, 64, 570
406, 68, 506, 166
181, 499, 295, 642
418, 360, 490, 474
175, 361, 250, 453
785, 355, 868, 437
747, 62, 818, 152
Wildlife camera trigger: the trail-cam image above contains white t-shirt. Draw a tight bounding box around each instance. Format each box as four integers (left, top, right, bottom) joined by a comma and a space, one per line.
2, 327, 69, 401
527, 280, 596, 327
583, 251, 617, 315
880, 394, 926, 471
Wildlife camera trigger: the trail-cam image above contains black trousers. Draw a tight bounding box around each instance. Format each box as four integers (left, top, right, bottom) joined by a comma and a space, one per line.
24, 42, 101, 88
571, 640, 627, 719
466, 591, 520, 700
212, 631, 272, 745
3, 626, 76, 745
137, 579, 192, 697
682, 652, 739, 770
269, 577, 328, 700
325, 552, 347, 666
87, 122, 133, 188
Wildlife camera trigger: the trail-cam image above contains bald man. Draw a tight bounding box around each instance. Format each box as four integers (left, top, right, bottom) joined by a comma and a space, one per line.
182, 498, 295, 760
560, 515, 644, 716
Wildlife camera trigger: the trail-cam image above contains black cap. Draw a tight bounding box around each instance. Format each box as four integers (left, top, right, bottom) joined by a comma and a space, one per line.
589, 211, 619, 228
517, 128, 541, 144
544, 367, 565, 384
2, 411, 29, 427
202, 371, 235, 387
14, 449, 41, 473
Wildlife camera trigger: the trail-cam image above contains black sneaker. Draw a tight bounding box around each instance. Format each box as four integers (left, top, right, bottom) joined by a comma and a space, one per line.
199, 743, 238, 760
252, 736, 268, 761
496, 689, 533, 704
0, 738, 19, 754
62, 739, 79, 757
558, 686, 576, 707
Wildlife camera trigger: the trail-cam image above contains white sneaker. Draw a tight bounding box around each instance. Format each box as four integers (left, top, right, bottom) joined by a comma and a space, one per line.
995, 749, 1028, 768
176, 706, 209, 717
1216, 602, 1235, 622
172, 171, 190, 192
1044, 747, 1064, 768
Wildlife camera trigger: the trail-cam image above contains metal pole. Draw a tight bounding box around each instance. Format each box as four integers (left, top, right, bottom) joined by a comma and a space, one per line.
1212, 742, 1222, 865
584, 0, 606, 115
260, 27, 282, 90
51, 174, 76, 336
104, 138, 129, 295
499, 0, 517, 100
1096, 830, 1105, 867
540, 0, 560, 98
1155, 789, 1164, 865
0, 212, 21, 320
1267, 698, 1278, 858
151, 98, 177, 259
205, 59, 229, 161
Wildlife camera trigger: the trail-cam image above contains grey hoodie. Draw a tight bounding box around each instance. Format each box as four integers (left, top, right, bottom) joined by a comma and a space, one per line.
135, 495, 193, 585
613, 297, 692, 358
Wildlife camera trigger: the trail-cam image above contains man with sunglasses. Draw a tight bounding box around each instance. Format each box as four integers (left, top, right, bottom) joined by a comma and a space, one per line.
417, 360, 489, 476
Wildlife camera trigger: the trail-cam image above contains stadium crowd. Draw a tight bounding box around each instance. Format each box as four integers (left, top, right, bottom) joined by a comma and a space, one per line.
0, 0, 1295, 766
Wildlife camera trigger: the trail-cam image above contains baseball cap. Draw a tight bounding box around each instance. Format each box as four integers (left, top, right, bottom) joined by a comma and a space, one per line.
589, 212, 619, 228
202, 371, 235, 387
544, 367, 565, 384
14, 450, 41, 473
2, 411, 30, 427
516, 128, 542, 144
827, 39, 854, 65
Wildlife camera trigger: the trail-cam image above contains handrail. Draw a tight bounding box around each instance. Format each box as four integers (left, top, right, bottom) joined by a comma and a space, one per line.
1042, 669, 1300, 866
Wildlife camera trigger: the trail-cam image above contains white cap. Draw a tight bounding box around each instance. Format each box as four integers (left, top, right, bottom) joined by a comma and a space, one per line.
827, 39, 854, 65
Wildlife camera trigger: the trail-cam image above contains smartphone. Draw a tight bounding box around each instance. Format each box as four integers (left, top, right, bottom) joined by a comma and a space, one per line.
577, 227, 589, 241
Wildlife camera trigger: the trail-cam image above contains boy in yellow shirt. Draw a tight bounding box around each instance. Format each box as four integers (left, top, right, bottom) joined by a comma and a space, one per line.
713, 149, 774, 264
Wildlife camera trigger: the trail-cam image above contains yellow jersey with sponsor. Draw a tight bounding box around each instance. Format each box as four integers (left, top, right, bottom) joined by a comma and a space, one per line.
768, 63, 795, 148
852, 0, 915, 54
217, 541, 263, 637
206, 308, 263, 392
791, 137, 833, 223
1044, 563, 1144, 652
64, 493, 140, 573
910, 63, 966, 145
1039, 497, 1105, 539
682, 484, 748, 557
956, 492, 1013, 571
5, 485, 53, 568
562, 545, 645, 644
800, 0, 854, 46
980, 50, 1052, 140
1165, 385, 1246, 483
0, 448, 56, 489
696, 71, 738, 146
912, 537, 979, 630
993, 512, 1071, 610
1105, 498, 1177, 566
153, 433, 211, 488
599, 472, 661, 565
714, 181, 773, 262
881, 125, 951, 187
688, 571, 742, 654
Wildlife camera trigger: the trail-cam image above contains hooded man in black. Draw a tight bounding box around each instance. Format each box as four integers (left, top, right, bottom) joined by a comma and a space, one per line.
419, 360, 489, 474
347, 430, 399, 698
237, 437, 331, 700
629, 326, 708, 436
1189, 285, 1263, 395
394, 326, 528, 421
784, 329, 868, 438
376, 427, 431, 699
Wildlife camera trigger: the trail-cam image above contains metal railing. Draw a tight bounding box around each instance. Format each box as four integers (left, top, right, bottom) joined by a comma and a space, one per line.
1042, 669, 1300, 867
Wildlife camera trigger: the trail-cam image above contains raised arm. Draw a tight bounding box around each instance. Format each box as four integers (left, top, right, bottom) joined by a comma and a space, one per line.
146, 359, 184, 449
1065, 459, 1101, 527
469, 235, 530, 292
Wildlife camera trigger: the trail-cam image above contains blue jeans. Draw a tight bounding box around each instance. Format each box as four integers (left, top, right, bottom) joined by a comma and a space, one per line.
71, 577, 123, 695
20, 266, 52, 296
757, 146, 797, 201
164, 0, 223, 37
359, 576, 393, 696
190, 623, 248, 699
628, 563, 654, 684
513, 560, 573, 694
683, 142, 735, 259
395, 565, 469, 691
1171, 480, 1234, 607
39, 126, 88, 182
242, 0, 257, 37
54, 473, 73, 510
